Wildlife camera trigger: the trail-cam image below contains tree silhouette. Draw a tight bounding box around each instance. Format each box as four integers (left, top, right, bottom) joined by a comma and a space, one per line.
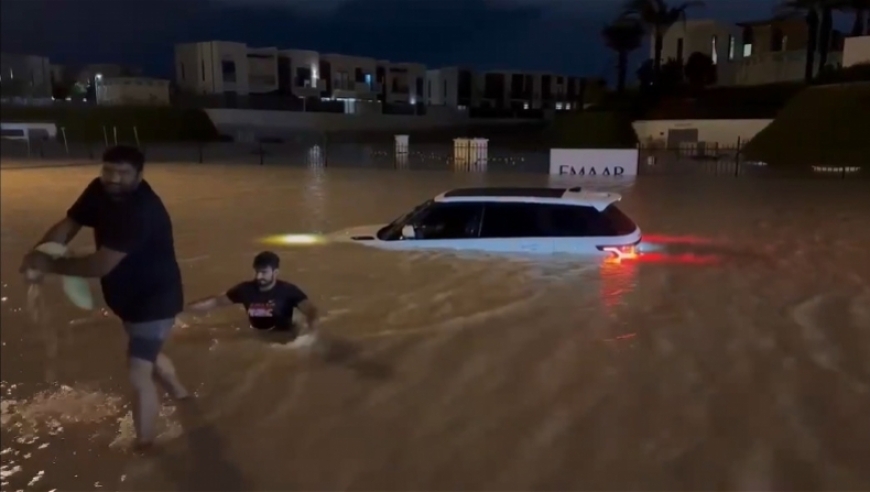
621, 0, 705, 76
684, 52, 717, 89
602, 17, 646, 94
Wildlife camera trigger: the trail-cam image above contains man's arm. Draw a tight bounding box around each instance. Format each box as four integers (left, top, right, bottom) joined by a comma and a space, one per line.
187, 283, 246, 313
45, 201, 144, 278
32, 217, 82, 249
48, 247, 127, 278
296, 299, 319, 335
186, 294, 235, 312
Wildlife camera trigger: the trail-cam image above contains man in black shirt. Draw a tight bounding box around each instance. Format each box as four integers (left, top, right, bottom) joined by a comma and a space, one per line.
20, 145, 188, 450
186, 251, 319, 341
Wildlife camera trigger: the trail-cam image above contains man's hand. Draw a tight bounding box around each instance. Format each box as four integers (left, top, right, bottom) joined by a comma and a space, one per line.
20, 250, 55, 279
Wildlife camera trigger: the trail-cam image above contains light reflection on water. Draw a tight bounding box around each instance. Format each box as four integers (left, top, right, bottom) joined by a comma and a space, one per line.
1, 164, 869, 491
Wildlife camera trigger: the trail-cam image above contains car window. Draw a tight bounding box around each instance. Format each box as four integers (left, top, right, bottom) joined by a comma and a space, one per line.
413, 203, 483, 240
599, 205, 638, 236
480, 203, 637, 238
479, 203, 548, 238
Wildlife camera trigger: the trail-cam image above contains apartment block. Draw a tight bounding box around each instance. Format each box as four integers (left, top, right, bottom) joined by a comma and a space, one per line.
656, 17, 845, 86
478, 70, 585, 110
175, 41, 428, 109
425, 67, 477, 108
0, 53, 53, 99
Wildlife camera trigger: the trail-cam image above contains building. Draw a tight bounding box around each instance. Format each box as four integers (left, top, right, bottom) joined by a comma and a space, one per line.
733, 17, 843, 85
477, 70, 585, 110
94, 77, 170, 106
75, 64, 142, 84
382, 62, 425, 106
175, 41, 427, 110
0, 53, 52, 99
843, 35, 870, 67
655, 18, 845, 86
654, 19, 743, 85
425, 67, 477, 109
175, 41, 279, 95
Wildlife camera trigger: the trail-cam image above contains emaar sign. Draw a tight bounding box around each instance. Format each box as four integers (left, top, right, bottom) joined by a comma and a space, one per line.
549, 148, 638, 176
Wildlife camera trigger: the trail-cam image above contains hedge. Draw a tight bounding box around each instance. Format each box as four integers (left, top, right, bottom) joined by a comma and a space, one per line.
743, 82, 870, 168
0, 105, 219, 143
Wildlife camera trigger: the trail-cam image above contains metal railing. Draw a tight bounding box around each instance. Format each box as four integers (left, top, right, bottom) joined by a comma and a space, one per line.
1, 138, 865, 179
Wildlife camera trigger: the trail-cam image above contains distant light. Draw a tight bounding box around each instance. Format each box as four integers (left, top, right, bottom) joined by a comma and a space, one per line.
260, 234, 327, 246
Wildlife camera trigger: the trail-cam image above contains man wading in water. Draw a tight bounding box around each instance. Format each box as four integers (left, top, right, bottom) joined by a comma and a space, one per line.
21, 145, 189, 451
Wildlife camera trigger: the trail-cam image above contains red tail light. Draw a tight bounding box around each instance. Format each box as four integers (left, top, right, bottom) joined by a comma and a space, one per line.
597, 244, 639, 260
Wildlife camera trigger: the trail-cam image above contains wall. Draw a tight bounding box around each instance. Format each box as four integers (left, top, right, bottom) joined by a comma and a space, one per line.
175, 41, 258, 95
322, 53, 378, 100
204, 107, 539, 136
734, 50, 843, 85
96, 77, 170, 106
843, 35, 870, 67
742, 18, 810, 56
657, 19, 744, 85
0, 53, 52, 98
632, 119, 773, 147
386, 62, 426, 104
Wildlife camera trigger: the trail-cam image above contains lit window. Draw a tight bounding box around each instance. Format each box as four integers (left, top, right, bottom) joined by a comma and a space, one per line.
555, 102, 563, 110
728, 36, 735, 60
743, 43, 753, 57
711, 35, 718, 64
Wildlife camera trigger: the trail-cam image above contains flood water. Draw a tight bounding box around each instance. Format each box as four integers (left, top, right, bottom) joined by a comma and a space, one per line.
1, 163, 869, 491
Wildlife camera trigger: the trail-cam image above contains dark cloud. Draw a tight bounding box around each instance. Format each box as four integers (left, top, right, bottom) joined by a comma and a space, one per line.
1, 0, 778, 79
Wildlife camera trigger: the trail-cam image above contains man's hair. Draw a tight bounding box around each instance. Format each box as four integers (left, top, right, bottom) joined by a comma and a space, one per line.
102, 145, 145, 172
253, 251, 280, 270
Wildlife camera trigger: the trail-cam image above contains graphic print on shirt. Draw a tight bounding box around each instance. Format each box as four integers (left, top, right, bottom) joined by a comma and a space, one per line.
247, 300, 276, 320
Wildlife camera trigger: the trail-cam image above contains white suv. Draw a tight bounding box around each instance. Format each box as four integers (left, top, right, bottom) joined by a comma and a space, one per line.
332, 187, 642, 258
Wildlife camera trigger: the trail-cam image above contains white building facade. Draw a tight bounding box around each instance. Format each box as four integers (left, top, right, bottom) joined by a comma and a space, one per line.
655, 19, 745, 85
0, 53, 53, 99
843, 35, 870, 67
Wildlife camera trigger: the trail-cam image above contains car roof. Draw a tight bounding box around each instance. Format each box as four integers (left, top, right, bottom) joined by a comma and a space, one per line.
434, 187, 622, 211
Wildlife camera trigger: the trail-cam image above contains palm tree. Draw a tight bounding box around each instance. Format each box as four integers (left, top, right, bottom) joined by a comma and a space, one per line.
620, 0, 705, 76
602, 18, 645, 94
834, 0, 870, 36
778, 0, 825, 82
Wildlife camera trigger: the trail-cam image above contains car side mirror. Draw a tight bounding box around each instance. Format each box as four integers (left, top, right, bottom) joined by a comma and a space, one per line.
401, 225, 417, 239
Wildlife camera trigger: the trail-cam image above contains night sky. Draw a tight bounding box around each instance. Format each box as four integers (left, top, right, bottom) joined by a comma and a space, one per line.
0, 0, 828, 80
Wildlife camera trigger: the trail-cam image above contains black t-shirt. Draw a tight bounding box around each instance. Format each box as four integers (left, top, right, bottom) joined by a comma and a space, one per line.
67, 178, 183, 322
225, 280, 308, 331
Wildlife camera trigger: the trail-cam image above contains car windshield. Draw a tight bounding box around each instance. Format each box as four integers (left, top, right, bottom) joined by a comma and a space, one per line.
376, 199, 434, 240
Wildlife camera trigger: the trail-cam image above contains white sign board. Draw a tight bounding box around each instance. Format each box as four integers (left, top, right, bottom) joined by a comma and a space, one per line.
549, 148, 638, 177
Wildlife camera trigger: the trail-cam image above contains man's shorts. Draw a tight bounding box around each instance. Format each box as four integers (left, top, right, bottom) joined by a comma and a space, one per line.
123, 318, 175, 362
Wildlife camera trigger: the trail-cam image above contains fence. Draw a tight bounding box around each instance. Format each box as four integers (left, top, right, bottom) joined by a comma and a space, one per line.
0, 137, 865, 179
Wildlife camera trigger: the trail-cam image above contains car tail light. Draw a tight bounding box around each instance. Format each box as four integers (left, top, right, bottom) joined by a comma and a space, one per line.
597, 244, 639, 260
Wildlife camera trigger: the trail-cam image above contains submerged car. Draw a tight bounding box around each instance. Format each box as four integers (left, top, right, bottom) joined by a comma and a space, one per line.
331, 187, 642, 259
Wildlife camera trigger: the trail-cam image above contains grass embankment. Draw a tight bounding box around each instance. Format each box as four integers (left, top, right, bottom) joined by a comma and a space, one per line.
0, 105, 218, 143
542, 111, 638, 148
743, 82, 870, 168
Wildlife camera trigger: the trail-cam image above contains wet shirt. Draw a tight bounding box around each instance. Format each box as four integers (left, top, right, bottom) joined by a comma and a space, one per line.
225, 280, 308, 331
66, 178, 183, 322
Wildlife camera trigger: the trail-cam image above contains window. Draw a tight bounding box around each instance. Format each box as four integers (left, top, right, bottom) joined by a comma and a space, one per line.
711, 35, 718, 64
221, 60, 236, 83
728, 35, 735, 60
478, 203, 637, 238
771, 28, 785, 51
676, 38, 684, 61
180, 63, 186, 80
412, 203, 483, 240
743, 43, 753, 57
